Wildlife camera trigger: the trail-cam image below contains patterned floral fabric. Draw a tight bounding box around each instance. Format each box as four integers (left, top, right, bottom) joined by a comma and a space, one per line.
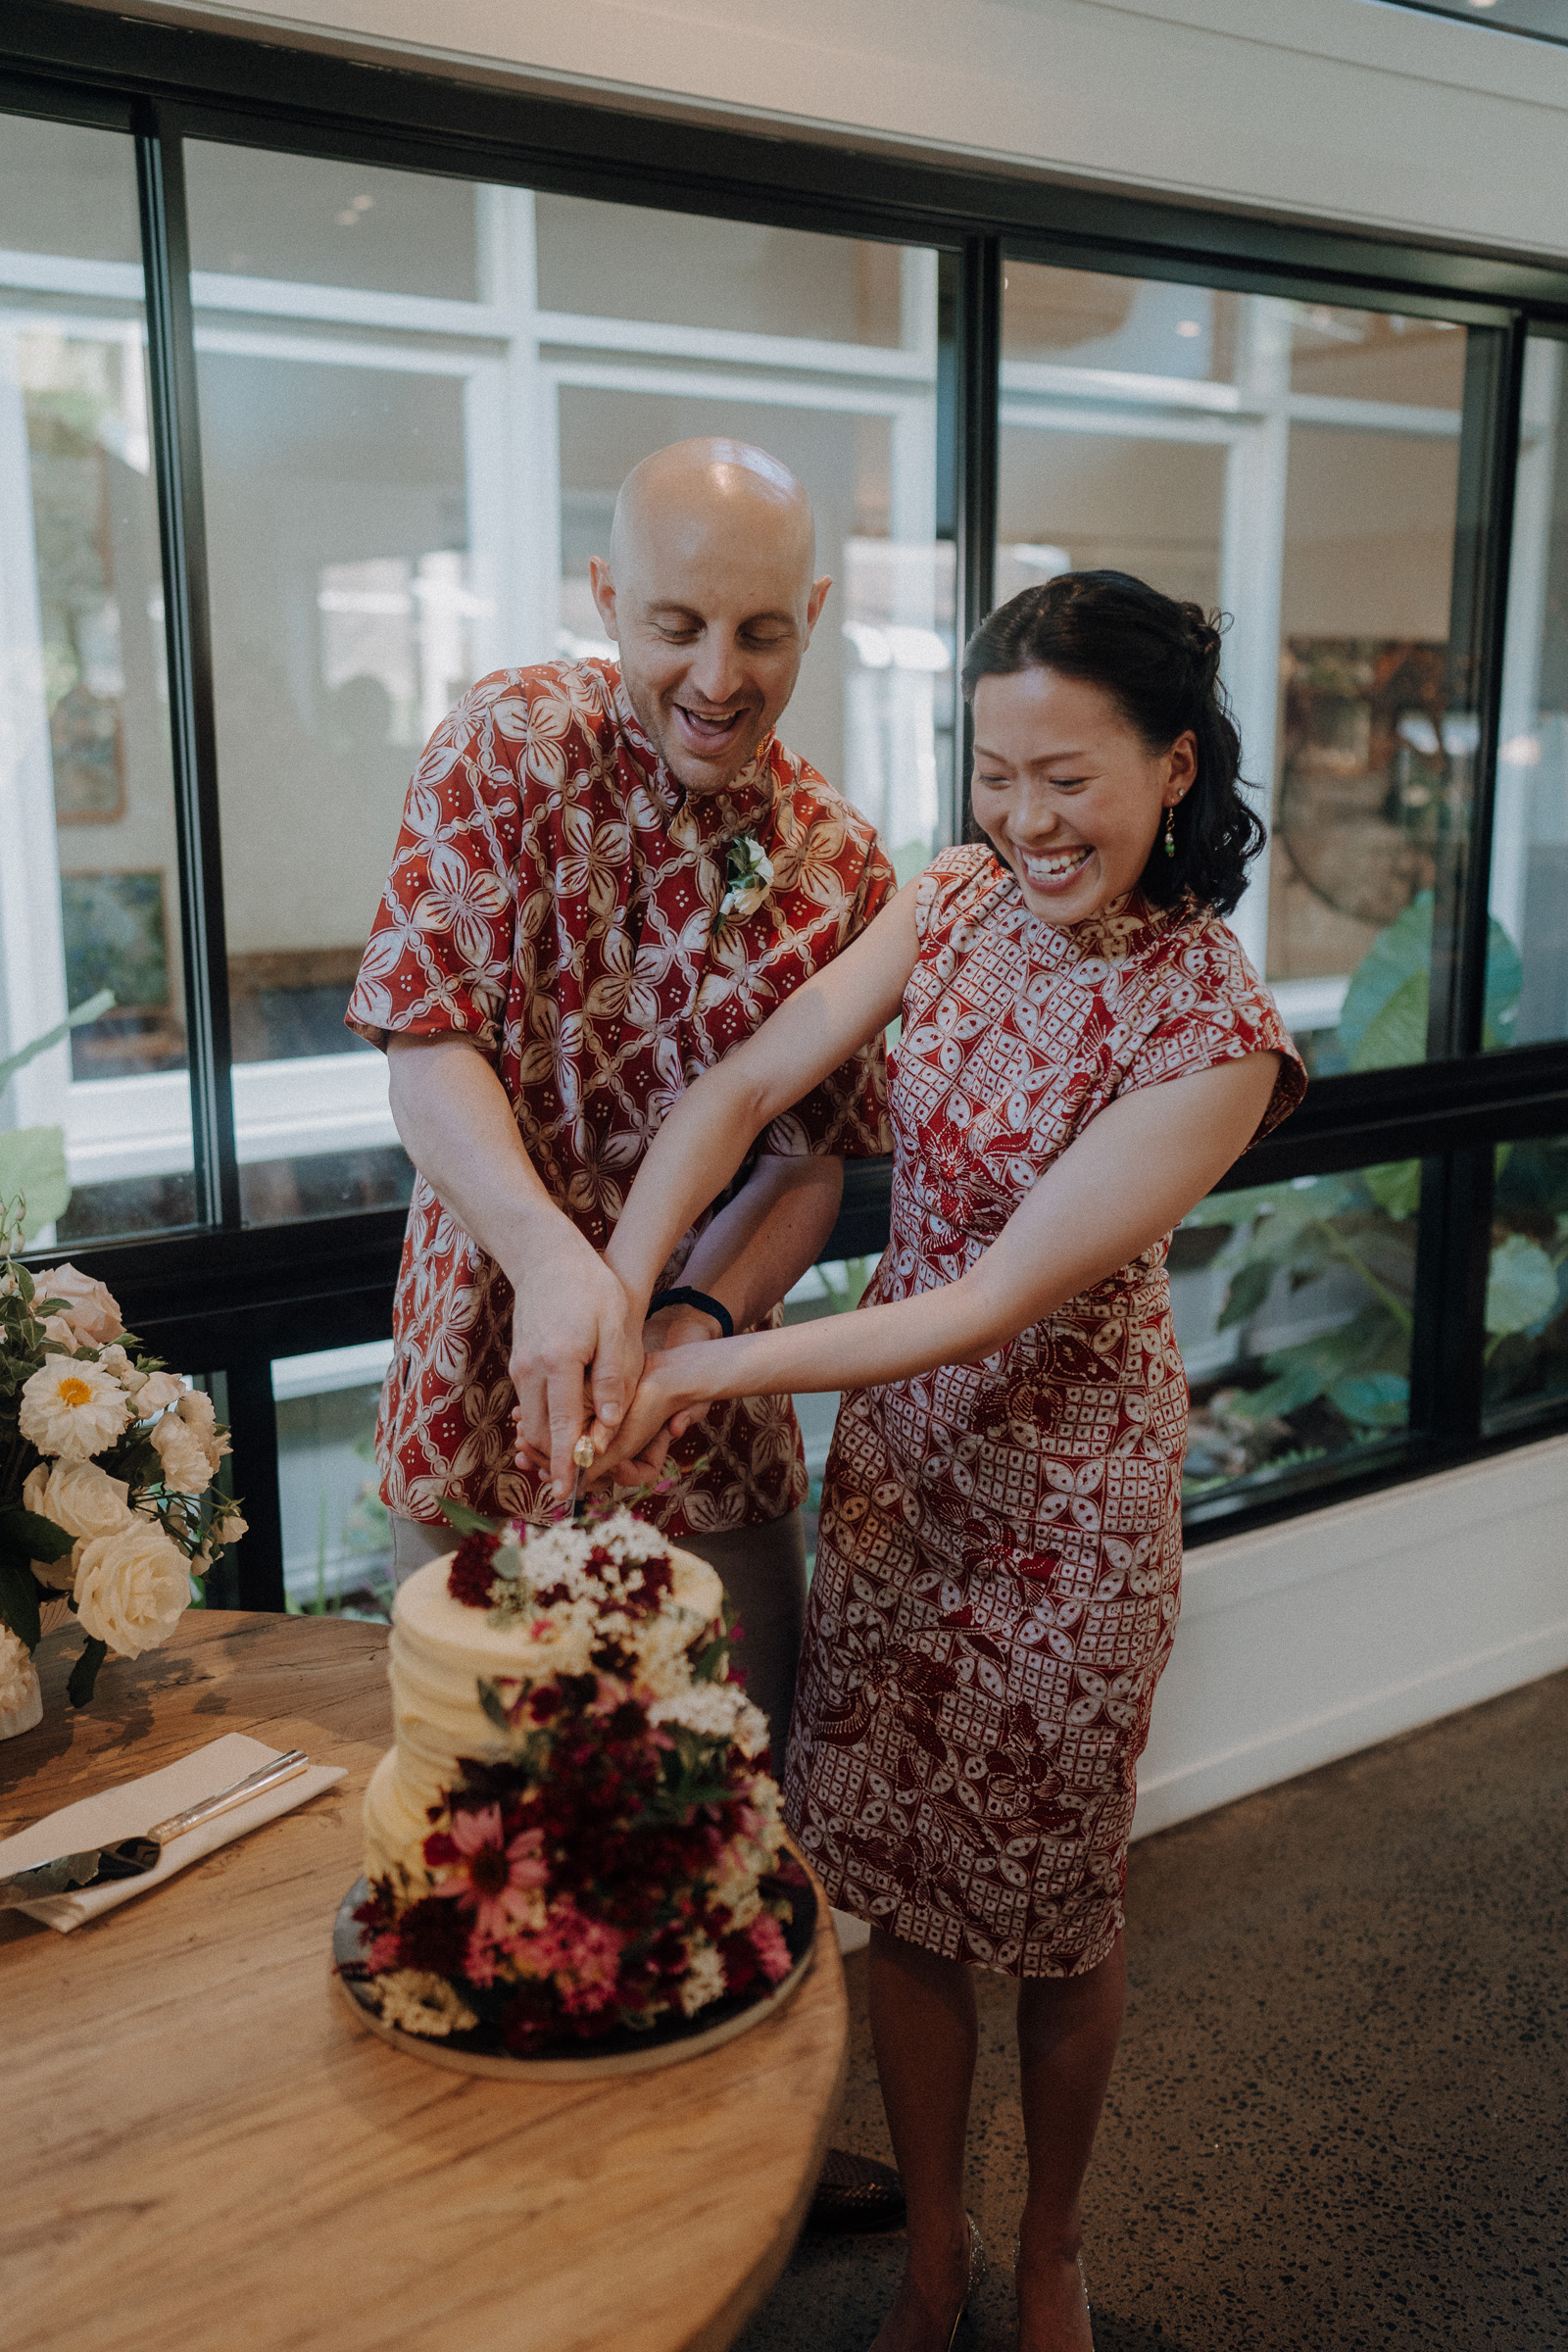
784, 844, 1306, 1977
347, 658, 895, 1537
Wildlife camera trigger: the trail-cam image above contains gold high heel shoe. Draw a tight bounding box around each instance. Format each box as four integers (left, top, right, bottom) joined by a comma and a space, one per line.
947, 2212, 987, 2351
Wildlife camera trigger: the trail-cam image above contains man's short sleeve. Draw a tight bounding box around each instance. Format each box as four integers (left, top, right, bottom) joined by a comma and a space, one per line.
346, 683, 519, 1059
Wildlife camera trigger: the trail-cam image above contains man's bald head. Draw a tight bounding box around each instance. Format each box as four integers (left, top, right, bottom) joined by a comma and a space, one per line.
590, 438, 830, 797
610, 438, 816, 585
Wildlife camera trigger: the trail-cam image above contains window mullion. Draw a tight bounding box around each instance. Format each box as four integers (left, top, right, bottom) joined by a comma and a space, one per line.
950, 232, 1001, 841
1427, 317, 1527, 1064
134, 105, 239, 1229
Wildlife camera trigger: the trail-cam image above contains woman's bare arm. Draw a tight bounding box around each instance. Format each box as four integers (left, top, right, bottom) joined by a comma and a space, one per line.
605, 883, 919, 1315
595, 1052, 1280, 1473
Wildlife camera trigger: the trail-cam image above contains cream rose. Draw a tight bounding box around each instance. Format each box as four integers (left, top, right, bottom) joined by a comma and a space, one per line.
32, 1263, 124, 1348
22, 1458, 135, 1591
151, 1409, 217, 1497
175, 1387, 230, 1475
134, 1370, 185, 1415
99, 1344, 148, 1396
0, 1624, 43, 1739
74, 1522, 191, 1657
19, 1357, 133, 1461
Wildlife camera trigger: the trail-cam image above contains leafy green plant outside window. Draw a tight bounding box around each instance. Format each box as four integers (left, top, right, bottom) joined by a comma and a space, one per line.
1181, 888, 1563, 1498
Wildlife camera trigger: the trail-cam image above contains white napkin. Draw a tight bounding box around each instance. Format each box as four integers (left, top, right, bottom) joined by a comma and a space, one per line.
0, 1732, 345, 1933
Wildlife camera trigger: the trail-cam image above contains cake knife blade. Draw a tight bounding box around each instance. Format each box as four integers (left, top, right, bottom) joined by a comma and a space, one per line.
0, 1747, 310, 1906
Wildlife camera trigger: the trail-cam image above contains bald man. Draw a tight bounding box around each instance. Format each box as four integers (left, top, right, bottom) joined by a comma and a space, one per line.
347, 439, 896, 1772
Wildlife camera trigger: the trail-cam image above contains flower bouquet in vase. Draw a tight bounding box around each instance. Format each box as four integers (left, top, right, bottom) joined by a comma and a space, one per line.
0, 1209, 247, 1738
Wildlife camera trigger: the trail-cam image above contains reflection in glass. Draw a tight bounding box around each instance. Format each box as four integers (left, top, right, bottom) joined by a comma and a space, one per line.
1174, 1165, 1418, 1501
1488, 334, 1568, 1048
272, 1342, 395, 1611
0, 113, 195, 1247
183, 145, 948, 1229
998, 264, 1469, 1078
1484, 1135, 1568, 1426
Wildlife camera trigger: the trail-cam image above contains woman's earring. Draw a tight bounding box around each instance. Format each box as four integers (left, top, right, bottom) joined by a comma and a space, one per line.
1163, 804, 1177, 858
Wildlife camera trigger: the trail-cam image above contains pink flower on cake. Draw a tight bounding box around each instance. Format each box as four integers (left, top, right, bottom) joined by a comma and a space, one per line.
423, 1805, 547, 1937
748, 1914, 792, 1986
530, 1899, 625, 2014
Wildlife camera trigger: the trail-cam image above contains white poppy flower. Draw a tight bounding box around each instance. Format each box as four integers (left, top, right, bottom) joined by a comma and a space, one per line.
74, 1522, 191, 1656
19, 1358, 133, 1462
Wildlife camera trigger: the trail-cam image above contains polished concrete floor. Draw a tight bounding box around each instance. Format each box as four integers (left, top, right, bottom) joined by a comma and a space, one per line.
736, 1669, 1568, 2351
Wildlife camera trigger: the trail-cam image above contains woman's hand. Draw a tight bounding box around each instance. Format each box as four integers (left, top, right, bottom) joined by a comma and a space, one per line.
585, 1352, 686, 1484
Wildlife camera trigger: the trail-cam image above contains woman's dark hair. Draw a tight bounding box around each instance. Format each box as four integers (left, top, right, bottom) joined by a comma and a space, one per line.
959, 569, 1265, 915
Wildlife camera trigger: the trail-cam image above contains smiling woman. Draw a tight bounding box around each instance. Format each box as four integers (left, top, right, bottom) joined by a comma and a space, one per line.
962, 569, 1266, 922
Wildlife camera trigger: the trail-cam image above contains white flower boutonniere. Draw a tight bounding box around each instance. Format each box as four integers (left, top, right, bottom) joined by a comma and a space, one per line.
715, 833, 774, 933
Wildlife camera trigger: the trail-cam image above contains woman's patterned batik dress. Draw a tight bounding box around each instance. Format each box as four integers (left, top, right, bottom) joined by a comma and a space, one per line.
784, 845, 1306, 1978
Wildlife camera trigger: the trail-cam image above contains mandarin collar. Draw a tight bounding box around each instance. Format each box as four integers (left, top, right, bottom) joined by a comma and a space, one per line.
985, 852, 1174, 962
612, 668, 777, 852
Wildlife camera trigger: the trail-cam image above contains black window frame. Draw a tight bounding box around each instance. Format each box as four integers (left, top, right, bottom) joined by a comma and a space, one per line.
6, 0, 1568, 1602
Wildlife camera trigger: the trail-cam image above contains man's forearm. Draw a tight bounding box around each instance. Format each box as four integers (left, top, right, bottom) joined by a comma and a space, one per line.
677, 1155, 845, 1332
386, 1034, 565, 1273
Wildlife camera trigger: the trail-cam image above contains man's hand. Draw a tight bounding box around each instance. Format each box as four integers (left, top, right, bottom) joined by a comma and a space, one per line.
508, 1233, 644, 1497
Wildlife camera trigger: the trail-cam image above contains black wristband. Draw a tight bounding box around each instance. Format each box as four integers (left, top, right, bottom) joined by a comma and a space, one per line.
648, 1286, 734, 1340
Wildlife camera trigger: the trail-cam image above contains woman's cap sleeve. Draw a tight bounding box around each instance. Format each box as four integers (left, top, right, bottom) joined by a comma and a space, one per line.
1120, 915, 1307, 1150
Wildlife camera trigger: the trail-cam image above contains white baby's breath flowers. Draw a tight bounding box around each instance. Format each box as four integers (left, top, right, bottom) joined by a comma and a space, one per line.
151, 1408, 217, 1497
22, 1458, 136, 1590
374, 1970, 477, 2037
0, 1623, 43, 1739
648, 1682, 770, 1756
74, 1520, 191, 1656
19, 1357, 133, 1462
677, 1936, 728, 2018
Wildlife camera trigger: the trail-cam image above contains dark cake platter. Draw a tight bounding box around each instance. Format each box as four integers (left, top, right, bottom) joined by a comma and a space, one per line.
331, 1865, 818, 2080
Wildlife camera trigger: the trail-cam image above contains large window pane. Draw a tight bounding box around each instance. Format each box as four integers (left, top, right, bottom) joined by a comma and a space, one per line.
272, 1342, 395, 1610
1488, 333, 1568, 1049
186, 151, 948, 1226
999, 266, 1470, 1079
1484, 1134, 1568, 1428
1174, 1163, 1419, 1503
0, 113, 196, 1247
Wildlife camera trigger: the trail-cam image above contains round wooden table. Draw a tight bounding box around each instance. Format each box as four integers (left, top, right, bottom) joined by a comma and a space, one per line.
2, 1612, 848, 2352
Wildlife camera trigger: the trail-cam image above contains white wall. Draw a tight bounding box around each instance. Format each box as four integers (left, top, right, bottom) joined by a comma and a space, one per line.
59, 0, 1568, 1796
70, 0, 1568, 266
1137, 1432, 1568, 1836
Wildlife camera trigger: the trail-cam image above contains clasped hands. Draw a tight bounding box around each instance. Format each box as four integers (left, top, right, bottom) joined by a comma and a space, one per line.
508, 1243, 718, 1500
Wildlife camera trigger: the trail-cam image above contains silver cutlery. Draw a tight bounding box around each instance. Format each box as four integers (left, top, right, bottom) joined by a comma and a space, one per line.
0, 1747, 311, 1906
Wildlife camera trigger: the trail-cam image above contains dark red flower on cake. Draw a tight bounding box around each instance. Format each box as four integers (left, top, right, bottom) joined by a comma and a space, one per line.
447, 1529, 502, 1608
396, 1893, 472, 1978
